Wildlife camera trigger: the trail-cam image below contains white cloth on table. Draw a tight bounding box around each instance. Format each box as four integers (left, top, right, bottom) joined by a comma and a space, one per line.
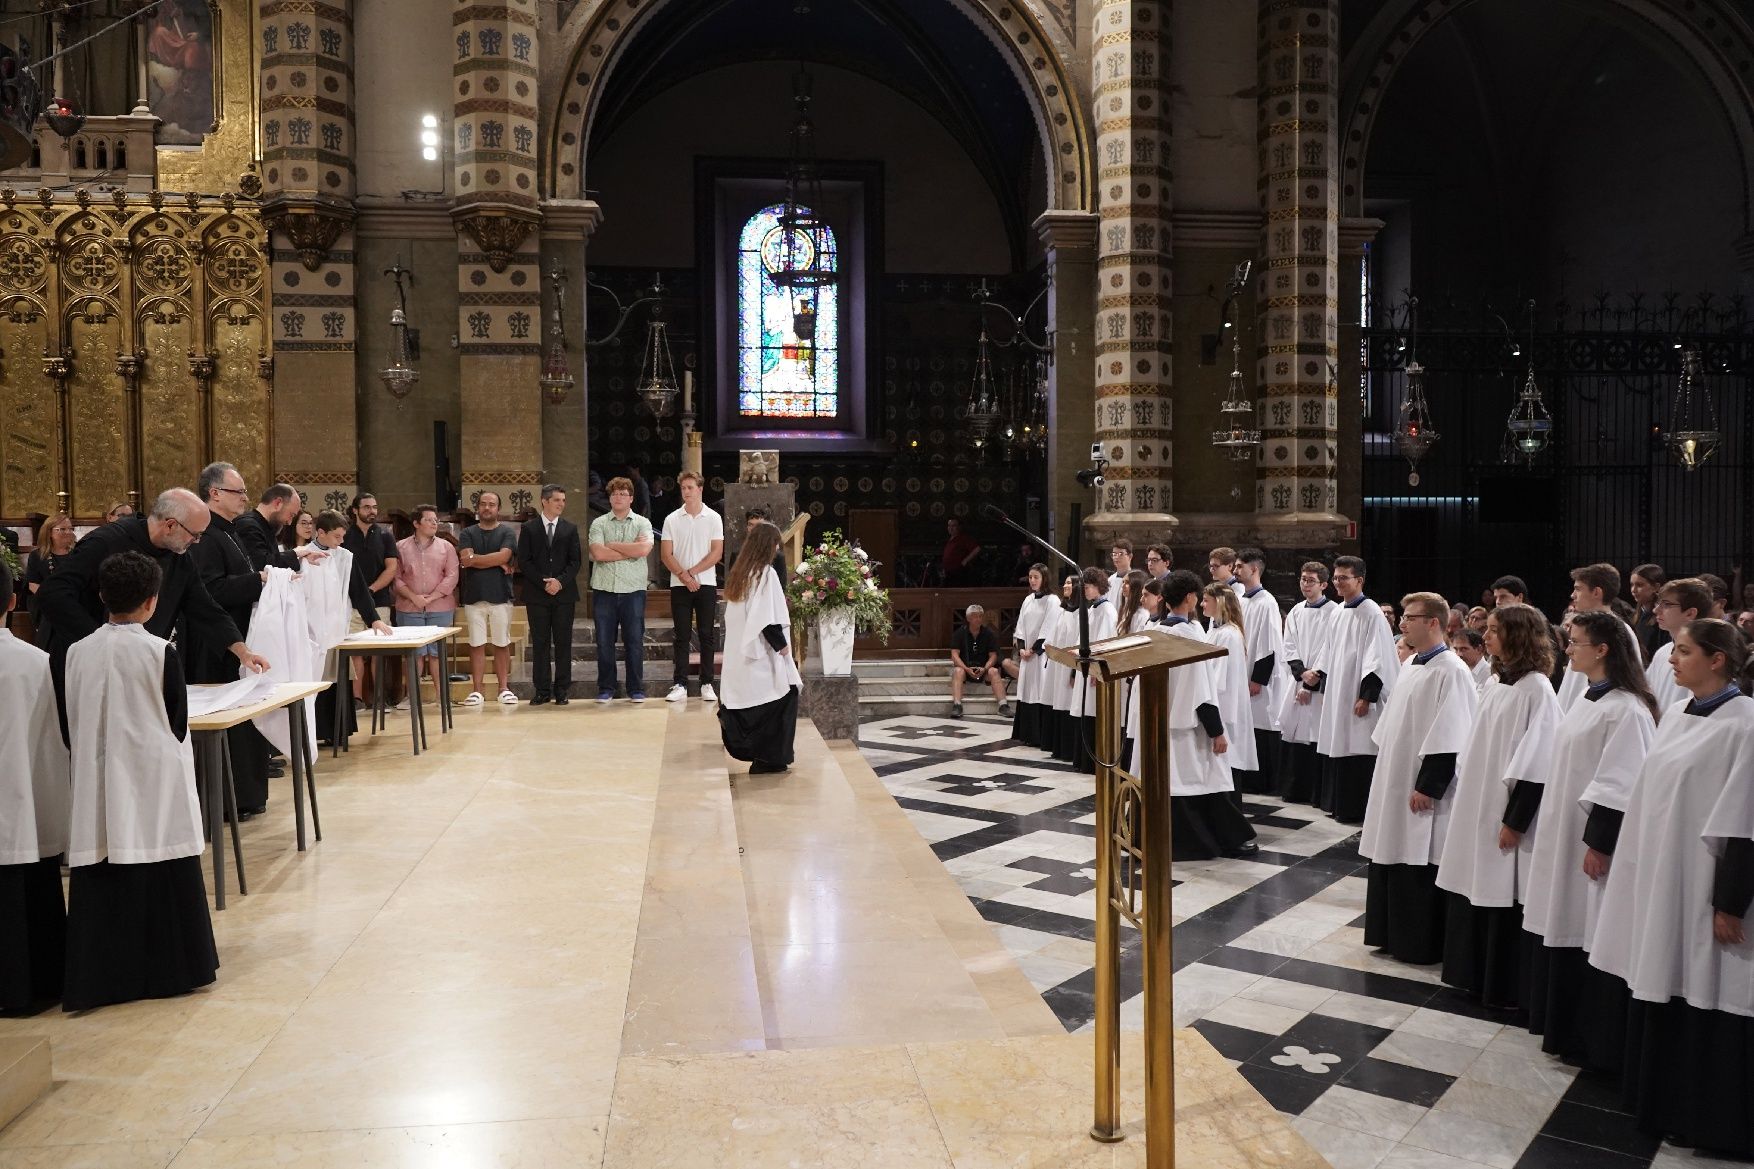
66, 623, 200, 866
0, 629, 70, 864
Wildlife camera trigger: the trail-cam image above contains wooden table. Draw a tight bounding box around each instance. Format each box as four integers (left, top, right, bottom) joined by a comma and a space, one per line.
329, 626, 460, 758
188, 680, 330, 910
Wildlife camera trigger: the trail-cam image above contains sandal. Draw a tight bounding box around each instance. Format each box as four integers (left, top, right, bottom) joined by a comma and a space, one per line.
462, 691, 485, 706
498, 690, 519, 705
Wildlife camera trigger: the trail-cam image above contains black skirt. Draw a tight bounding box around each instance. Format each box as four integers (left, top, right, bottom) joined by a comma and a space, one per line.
1075, 715, 1098, 773
226, 721, 271, 809
1318, 754, 1376, 824
718, 686, 800, 768
1440, 893, 1524, 1008
1522, 934, 1628, 1073
1625, 996, 1754, 1156
62, 856, 217, 1012
1236, 729, 1280, 793
1278, 740, 1320, 804
1012, 701, 1049, 748
1171, 793, 1257, 860
315, 680, 357, 745
0, 857, 66, 1013
1052, 710, 1077, 762
1363, 861, 1447, 965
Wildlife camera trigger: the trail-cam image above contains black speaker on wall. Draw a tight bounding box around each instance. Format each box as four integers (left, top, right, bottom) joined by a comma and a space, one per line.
433, 421, 457, 510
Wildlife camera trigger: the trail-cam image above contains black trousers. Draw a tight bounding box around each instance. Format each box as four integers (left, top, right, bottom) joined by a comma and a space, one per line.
526, 601, 575, 699
670, 584, 718, 686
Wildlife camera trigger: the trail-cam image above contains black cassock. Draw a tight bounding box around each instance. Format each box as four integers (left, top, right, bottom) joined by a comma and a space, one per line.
184, 513, 271, 811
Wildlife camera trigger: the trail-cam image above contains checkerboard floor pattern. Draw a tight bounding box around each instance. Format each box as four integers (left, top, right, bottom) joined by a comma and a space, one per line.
859, 713, 1743, 1169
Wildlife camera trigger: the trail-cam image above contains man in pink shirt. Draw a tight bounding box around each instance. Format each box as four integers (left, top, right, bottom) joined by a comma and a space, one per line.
393, 504, 458, 708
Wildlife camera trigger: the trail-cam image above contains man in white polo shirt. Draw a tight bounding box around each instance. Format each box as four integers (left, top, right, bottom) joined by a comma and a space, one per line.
660, 471, 724, 703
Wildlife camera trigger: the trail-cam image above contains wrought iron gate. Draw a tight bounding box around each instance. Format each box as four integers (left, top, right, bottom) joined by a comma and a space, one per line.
1360, 293, 1754, 614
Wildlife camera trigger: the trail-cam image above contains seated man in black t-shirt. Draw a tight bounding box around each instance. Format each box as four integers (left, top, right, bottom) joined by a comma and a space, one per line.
950, 604, 1010, 719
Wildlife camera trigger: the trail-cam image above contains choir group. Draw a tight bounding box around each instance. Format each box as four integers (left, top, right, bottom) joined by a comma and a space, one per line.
1009, 544, 1754, 1158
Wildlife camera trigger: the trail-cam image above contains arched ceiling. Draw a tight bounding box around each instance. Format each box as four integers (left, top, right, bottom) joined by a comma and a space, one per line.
582, 0, 1046, 264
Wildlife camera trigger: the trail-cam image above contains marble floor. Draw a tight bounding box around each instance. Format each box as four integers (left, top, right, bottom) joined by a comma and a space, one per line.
861, 712, 1745, 1169
0, 699, 1320, 1168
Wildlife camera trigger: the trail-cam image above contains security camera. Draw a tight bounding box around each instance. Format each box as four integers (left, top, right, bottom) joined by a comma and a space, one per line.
1090, 441, 1104, 460
1075, 465, 1106, 489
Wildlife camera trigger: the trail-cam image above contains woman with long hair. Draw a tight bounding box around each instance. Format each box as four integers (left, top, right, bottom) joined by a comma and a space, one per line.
23, 513, 76, 649
1434, 602, 1562, 1006
1115, 569, 1150, 766
1011, 563, 1056, 748
279, 510, 314, 554
1072, 566, 1119, 773
1644, 576, 1712, 711
717, 521, 803, 774
1521, 609, 1658, 1071
1046, 573, 1080, 762
1200, 582, 1257, 786
1591, 619, 1754, 1154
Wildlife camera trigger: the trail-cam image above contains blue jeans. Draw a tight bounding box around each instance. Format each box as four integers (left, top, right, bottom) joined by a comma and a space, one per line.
594, 589, 646, 695
395, 608, 454, 657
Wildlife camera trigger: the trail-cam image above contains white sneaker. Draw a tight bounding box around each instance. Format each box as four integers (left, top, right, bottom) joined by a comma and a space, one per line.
497, 690, 519, 705
462, 691, 485, 707
666, 684, 688, 703
393, 699, 410, 712
700, 683, 717, 703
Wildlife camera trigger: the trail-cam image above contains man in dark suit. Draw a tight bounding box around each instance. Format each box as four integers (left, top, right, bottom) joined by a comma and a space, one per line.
37, 486, 269, 743
515, 483, 582, 705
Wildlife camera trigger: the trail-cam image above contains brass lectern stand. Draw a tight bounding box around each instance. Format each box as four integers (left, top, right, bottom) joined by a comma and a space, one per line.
1047, 630, 1226, 1168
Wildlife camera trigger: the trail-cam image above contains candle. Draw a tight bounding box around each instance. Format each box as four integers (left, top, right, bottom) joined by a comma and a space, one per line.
684, 369, 694, 413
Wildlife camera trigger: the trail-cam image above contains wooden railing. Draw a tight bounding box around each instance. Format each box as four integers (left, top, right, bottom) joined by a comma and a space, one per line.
853, 587, 1025, 656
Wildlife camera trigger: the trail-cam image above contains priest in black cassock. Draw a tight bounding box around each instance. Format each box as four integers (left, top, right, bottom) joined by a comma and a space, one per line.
1360, 591, 1478, 964
36, 488, 269, 745
233, 482, 326, 574
187, 462, 276, 816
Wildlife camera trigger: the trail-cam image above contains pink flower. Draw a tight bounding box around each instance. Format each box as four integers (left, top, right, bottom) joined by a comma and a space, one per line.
825, 578, 839, 590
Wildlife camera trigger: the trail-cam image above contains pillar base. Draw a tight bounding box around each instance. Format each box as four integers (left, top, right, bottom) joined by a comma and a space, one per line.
1083, 513, 1179, 559
1169, 512, 1349, 550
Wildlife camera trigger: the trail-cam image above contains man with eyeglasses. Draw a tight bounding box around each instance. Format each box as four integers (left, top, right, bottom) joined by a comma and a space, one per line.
37, 487, 270, 745
1144, 544, 1173, 582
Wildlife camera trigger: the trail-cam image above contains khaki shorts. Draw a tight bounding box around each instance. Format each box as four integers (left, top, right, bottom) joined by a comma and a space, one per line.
465, 601, 513, 647
348, 605, 393, 633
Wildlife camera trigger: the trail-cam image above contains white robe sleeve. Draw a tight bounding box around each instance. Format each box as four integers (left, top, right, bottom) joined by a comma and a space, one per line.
1416, 662, 1480, 758
1578, 701, 1657, 816
1501, 684, 1561, 790
1700, 708, 1754, 853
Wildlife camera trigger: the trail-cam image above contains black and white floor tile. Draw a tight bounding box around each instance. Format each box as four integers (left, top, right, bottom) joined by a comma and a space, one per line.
859, 712, 1745, 1169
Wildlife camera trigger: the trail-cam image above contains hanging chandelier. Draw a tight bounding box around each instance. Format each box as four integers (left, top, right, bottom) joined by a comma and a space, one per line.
636, 284, 680, 419
769, 69, 836, 293
1666, 344, 1721, 471
1210, 261, 1258, 461
379, 257, 418, 401
964, 325, 1002, 447
538, 263, 575, 406
1502, 301, 1551, 464
1392, 296, 1438, 485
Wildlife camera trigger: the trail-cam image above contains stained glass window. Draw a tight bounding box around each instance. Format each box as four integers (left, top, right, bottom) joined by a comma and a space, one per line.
737, 203, 839, 419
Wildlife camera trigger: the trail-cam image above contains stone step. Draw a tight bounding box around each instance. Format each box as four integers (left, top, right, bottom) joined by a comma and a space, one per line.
0, 1037, 50, 1133
859, 693, 1007, 719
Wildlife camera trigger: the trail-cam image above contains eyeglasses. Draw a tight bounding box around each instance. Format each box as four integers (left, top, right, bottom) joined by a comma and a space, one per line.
168, 516, 203, 544
214, 486, 248, 497
1399, 612, 1442, 624
1654, 599, 1681, 610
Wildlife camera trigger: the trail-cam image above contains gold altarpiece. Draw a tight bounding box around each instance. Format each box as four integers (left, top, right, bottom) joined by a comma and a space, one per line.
0, 188, 269, 523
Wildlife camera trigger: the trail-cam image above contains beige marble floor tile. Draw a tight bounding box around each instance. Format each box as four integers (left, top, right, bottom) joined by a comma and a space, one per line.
168, 1117, 607, 1169
195, 988, 622, 1138
744, 877, 951, 944
619, 936, 766, 1057
755, 939, 1002, 1044
602, 1095, 954, 1169
634, 865, 752, 940
0, 1142, 184, 1168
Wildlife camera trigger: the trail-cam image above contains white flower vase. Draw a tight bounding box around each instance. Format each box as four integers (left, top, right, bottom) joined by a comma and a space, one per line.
816, 609, 855, 676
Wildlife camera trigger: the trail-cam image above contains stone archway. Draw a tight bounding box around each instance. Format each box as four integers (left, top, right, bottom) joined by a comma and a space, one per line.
1339, 0, 1754, 236
541, 0, 1093, 214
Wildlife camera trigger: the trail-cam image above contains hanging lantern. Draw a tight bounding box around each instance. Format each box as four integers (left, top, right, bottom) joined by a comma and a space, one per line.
964, 326, 1002, 447
769, 70, 837, 292
1502, 366, 1553, 464
1210, 332, 1260, 461
636, 299, 680, 419
1391, 297, 1437, 485
538, 265, 575, 406
1666, 345, 1721, 471
379, 307, 418, 400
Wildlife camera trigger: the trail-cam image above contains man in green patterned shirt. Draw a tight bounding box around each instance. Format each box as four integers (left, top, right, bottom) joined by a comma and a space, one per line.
587, 477, 654, 702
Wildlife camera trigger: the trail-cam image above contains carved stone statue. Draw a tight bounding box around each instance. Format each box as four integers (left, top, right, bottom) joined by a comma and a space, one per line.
738, 449, 779, 487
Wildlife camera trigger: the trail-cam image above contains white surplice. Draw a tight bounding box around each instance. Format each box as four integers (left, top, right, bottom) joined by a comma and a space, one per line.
1126, 618, 1233, 796
1434, 670, 1562, 908
1013, 592, 1055, 710
246, 566, 322, 758
0, 629, 71, 864
1523, 686, 1656, 949
65, 623, 201, 866
1313, 596, 1401, 760
1360, 647, 1478, 867
1241, 586, 1287, 735
1048, 605, 1077, 717
1471, 656, 1493, 692
1206, 621, 1257, 772
1075, 599, 1118, 719
1278, 597, 1336, 745
1591, 696, 1754, 1015
1645, 641, 1687, 712
720, 566, 803, 709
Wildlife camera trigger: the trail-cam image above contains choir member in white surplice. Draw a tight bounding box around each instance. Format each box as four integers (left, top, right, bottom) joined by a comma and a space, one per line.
1133, 572, 1255, 858
1105, 540, 1133, 610
1644, 576, 1710, 713
1201, 583, 1256, 788
1556, 563, 1641, 712
716, 522, 803, 775
1590, 619, 1754, 1156
62, 551, 217, 1012
1010, 565, 1057, 749
1361, 592, 1479, 965
1434, 603, 1561, 1007
1311, 556, 1400, 824
1046, 575, 1080, 763
300, 509, 392, 744
1521, 611, 1657, 1074
1234, 548, 1287, 796
1449, 628, 1491, 693
1276, 561, 1335, 805
0, 556, 71, 1013
1072, 567, 1119, 775
1114, 571, 1151, 768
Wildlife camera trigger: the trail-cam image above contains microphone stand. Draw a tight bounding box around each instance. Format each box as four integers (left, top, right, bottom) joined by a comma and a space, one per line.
980, 505, 1090, 683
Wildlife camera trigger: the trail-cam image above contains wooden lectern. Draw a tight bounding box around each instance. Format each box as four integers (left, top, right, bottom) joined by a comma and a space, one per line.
1046, 628, 1227, 1169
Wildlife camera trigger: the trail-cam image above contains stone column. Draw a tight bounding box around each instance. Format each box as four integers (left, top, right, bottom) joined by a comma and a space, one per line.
1034, 211, 1099, 559
1254, 0, 1344, 532
259, 0, 358, 512
452, 0, 544, 515
1087, 0, 1176, 553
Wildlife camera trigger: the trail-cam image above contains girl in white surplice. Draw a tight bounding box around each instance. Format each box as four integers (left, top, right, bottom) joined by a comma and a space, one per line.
717, 522, 803, 775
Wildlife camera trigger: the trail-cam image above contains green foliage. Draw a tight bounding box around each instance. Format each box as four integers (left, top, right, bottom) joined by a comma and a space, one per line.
786, 530, 893, 643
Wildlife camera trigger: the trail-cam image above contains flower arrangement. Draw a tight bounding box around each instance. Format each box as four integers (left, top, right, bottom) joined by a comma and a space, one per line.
0, 539, 20, 586
787, 530, 893, 642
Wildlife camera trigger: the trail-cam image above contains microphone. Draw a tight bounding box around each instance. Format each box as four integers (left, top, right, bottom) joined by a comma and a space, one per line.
979, 503, 1009, 522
